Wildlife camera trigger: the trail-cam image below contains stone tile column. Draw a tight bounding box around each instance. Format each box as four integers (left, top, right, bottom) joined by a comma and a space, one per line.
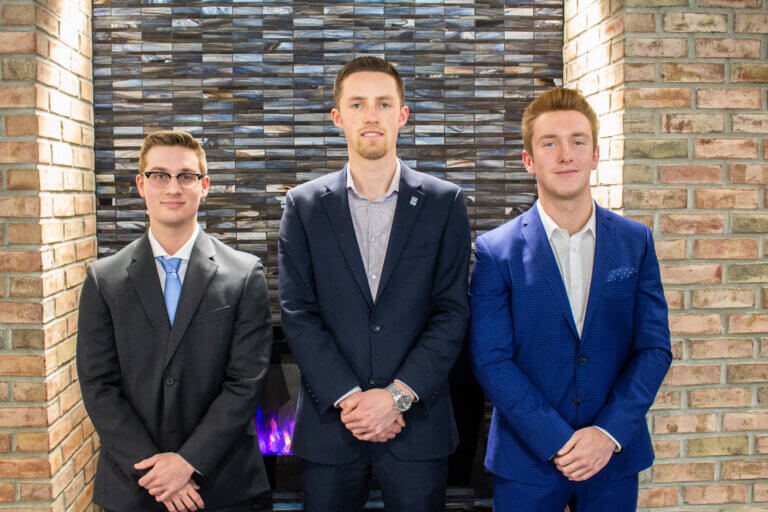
0, 0, 97, 509
565, 0, 768, 508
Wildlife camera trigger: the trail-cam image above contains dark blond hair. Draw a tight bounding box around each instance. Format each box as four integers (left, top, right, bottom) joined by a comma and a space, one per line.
333, 57, 405, 108
522, 88, 599, 156
139, 130, 207, 174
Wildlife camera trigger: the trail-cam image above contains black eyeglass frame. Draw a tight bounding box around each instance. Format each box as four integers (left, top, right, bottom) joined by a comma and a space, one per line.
142, 171, 207, 188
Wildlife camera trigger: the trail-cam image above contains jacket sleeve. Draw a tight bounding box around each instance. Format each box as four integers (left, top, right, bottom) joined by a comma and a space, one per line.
177, 259, 273, 476
278, 191, 363, 411
393, 187, 471, 403
76, 266, 160, 483
592, 227, 672, 447
469, 235, 575, 462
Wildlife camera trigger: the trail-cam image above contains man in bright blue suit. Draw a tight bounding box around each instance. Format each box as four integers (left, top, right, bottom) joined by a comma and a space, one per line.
469, 88, 672, 511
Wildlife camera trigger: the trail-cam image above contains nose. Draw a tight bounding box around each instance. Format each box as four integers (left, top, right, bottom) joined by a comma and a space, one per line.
364, 105, 378, 123
166, 175, 183, 193
558, 143, 574, 163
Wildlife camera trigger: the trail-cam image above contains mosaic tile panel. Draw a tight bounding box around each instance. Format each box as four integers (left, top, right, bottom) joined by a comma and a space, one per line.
93, 0, 564, 318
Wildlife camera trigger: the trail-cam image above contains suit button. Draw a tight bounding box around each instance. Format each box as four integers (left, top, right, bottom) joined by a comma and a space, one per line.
166, 378, 176, 386
572, 398, 580, 406
371, 324, 381, 332
368, 378, 375, 384
578, 356, 587, 365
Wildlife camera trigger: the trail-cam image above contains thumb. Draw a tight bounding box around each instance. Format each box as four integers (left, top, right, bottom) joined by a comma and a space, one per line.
556, 435, 577, 457
134, 454, 158, 469
395, 415, 406, 427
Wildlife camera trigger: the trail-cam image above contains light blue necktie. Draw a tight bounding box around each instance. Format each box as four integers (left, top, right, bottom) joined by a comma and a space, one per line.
157, 257, 182, 326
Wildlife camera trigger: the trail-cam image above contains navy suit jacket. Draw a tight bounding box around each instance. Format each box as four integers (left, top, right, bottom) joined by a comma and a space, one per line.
470, 204, 671, 485
279, 163, 471, 464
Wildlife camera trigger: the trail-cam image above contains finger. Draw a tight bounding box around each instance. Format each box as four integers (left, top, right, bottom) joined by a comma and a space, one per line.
134, 455, 159, 470
556, 436, 577, 456
173, 496, 187, 512
568, 466, 595, 481
180, 491, 198, 511
188, 488, 205, 509
164, 500, 177, 512
395, 415, 405, 427
158, 487, 177, 503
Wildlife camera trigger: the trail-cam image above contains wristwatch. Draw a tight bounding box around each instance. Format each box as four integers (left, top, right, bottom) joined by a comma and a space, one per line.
386, 383, 413, 413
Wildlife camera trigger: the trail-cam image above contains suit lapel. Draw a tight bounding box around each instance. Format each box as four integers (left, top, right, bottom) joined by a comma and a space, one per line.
377, 164, 425, 300
521, 207, 580, 340
126, 235, 171, 343
321, 167, 374, 308
581, 206, 612, 340
163, 230, 218, 368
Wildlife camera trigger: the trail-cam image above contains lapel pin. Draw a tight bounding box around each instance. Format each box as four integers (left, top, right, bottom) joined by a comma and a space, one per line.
410, 196, 418, 206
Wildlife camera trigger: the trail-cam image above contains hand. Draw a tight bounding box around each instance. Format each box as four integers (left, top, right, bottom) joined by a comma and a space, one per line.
368, 415, 406, 443
135, 452, 195, 502
340, 388, 401, 440
161, 480, 205, 512
553, 427, 616, 481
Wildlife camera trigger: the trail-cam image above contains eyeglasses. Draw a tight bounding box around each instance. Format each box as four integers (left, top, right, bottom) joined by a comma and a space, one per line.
142, 171, 206, 189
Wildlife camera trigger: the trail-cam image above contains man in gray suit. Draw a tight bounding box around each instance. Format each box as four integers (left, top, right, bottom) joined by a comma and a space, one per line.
77, 131, 272, 512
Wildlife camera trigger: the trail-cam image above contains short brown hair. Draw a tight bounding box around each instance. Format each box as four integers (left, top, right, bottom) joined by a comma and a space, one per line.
139, 130, 207, 174
333, 56, 405, 108
522, 88, 599, 156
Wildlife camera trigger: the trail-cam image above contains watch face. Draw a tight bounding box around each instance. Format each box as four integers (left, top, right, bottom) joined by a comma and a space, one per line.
396, 395, 412, 411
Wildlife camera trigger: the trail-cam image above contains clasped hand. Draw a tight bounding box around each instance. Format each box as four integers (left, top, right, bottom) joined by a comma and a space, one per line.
135, 452, 204, 511
340, 388, 406, 443
553, 427, 616, 481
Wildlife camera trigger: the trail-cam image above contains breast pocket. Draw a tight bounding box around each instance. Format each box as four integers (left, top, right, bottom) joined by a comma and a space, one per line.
190, 305, 232, 326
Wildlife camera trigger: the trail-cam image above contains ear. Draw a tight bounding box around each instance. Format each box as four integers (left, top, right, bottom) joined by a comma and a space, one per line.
136, 173, 147, 198
522, 150, 535, 176
591, 144, 600, 170
331, 108, 343, 130
398, 105, 409, 127
200, 175, 210, 199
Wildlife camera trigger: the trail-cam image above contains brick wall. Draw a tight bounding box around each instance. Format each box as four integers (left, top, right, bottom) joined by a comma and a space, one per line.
565, 0, 768, 508
0, 0, 96, 509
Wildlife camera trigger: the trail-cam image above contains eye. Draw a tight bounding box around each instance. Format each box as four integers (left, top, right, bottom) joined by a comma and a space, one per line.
380, 102, 390, 108
178, 173, 198, 183
574, 140, 585, 146
351, 103, 361, 109
150, 172, 171, 181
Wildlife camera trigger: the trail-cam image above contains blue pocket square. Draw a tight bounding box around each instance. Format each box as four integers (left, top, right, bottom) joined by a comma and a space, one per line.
606, 266, 637, 282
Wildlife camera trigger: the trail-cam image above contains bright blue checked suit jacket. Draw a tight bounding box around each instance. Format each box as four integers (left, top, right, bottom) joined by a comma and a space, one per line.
470, 204, 672, 486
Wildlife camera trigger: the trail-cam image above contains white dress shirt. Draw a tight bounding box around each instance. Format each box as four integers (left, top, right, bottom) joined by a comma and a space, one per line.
536, 200, 621, 452
148, 223, 199, 291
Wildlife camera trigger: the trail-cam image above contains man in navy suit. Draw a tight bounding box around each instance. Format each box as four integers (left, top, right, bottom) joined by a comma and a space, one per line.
469, 88, 672, 511
279, 57, 471, 512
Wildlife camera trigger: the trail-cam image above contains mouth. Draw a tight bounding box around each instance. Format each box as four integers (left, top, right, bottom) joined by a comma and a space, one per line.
555, 169, 578, 175
361, 130, 384, 138
161, 201, 185, 208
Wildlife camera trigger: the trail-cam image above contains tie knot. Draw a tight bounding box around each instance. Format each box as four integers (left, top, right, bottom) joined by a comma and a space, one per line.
157, 256, 182, 275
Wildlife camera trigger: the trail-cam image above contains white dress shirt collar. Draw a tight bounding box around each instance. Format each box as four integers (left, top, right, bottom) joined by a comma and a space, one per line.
148, 223, 199, 261
346, 159, 401, 200
536, 199, 596, 241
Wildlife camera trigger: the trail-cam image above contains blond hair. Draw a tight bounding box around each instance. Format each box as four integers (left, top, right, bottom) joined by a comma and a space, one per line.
139, 130, 207, 174
522, 88, 599, 156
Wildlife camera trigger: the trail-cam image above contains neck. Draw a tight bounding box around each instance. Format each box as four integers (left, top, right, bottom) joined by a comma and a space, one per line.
538, 192, 594, 235
149, 220, 196, 255
347, 152, 398, 201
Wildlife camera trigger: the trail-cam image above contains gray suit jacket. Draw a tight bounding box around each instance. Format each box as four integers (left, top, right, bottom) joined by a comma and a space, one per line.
77, 230, 272, 511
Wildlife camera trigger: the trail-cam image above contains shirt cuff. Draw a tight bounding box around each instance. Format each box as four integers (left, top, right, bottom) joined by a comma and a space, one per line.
594, 426, 622, 452
394, 380, 419, 402
334, 387, 362, 408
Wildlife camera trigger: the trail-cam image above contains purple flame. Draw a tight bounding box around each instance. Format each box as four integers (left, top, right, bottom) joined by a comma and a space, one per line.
255, 407, 295, 455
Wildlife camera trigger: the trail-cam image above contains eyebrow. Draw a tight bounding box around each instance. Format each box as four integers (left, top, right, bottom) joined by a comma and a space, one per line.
538, 132, 590, 140
347, 95, 395, 102
146, 166, 199, 174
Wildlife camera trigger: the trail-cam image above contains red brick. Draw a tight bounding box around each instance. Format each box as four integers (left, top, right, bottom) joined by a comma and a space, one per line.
665, 290, 683, 309
661, 264, 721, 284
0, 458, 50, 478
626, 37, 688, 58
1, 4, 35, 24
663, 113, 725, 134
694, 238, 757, 259
723, 460, 768, 480
685, 484, 747, 504
652, 439, 680, 459
625, 63, 655, 82
696, 188, 759, 209
688, 435, 749, 456
694, 138, 759, 159
692, 288, 755, 308
756, 482, 768, 501
655, 413, 717, 434
0, 482, 11, 503
653, 389, 682, 409
664, 364, 722, 386
624, 12, 655, 32
0, 302, 43, 323
731, 164, 768, 183
733, 113, 768, 134
697, 88, 762, 109
656, 239, 686, 260
697, 38, 761, 58
757, 436, 768, 455
638, 486, 678, 507
0, 31, 36, 53
659, 164, 722, 184
624, 188, 687, 209
724, 412, 768, 431
653, 462, 715, 482
661, 213, 724, 234
664, 13, 727, 32
735, 13, 768, 33
728, 363, 768, 383
0, 406, 47, 427
689, 388, 751, 408
700, 0, 761, 5
729, 314, 768, 333
732, 63, 768, 83
625, 87, 690, 108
